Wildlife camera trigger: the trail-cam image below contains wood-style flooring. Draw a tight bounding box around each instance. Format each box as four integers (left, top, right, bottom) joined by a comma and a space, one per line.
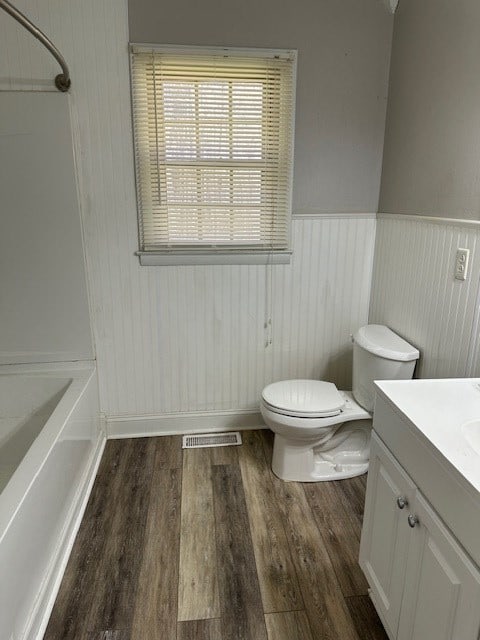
44, 430, 388, 640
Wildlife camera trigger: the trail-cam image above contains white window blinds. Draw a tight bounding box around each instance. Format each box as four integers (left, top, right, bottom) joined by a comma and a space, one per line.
130, 46, 296, 256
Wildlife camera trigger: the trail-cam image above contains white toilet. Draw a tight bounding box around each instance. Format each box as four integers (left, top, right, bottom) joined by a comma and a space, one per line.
260, 324, 419, 482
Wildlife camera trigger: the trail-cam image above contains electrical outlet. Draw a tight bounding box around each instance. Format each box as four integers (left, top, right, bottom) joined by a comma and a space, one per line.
455, 248, 469, 281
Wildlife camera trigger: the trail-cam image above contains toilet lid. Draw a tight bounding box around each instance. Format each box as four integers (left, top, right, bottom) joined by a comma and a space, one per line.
262, 380, 345, 418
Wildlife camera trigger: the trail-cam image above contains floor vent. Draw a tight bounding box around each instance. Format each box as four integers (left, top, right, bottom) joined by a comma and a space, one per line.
182, 432, 242, 449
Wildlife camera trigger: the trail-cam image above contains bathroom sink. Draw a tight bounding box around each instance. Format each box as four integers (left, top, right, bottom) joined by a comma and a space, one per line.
375, 378, 480, 435
462, 419, 480, 455
374, 377, 480, 493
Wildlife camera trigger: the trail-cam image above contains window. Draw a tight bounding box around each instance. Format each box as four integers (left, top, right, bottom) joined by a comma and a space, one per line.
130, 45, 296, 265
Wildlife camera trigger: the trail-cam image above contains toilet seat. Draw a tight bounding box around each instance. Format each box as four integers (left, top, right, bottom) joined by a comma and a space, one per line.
261, 380, 345, 418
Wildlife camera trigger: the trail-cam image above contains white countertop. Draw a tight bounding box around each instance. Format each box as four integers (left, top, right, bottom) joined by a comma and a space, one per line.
375, 378, 480, 494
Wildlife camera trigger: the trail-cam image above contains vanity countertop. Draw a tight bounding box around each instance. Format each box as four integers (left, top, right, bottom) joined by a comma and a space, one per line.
375, 378, 480, 494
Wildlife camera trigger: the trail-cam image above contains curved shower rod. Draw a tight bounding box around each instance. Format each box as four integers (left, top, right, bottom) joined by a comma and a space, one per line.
0, 0, 71, 91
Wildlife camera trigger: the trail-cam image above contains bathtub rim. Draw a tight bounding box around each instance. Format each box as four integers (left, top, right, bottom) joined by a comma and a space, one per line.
0, 360, 97, 540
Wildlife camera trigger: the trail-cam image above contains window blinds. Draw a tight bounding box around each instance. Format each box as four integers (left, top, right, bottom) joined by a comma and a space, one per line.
130, 46, 296, 253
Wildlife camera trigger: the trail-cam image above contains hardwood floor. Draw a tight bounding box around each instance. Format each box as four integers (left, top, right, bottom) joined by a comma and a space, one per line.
44, 431, 388, 640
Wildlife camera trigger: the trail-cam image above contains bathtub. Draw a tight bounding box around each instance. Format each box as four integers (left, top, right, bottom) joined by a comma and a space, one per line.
0, 362, 104, 640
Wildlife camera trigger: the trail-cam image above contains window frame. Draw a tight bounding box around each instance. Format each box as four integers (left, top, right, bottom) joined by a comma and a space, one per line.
129, 44, 297, 266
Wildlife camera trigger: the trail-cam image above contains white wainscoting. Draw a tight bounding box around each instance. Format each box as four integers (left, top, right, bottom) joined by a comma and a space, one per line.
0, 2, 377, 424
104, 214, 376, 427
370, 214, 480, 379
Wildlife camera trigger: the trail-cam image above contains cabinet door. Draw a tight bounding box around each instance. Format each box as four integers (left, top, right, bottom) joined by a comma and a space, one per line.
360, 433, 416, 637
398, 492, 480, 640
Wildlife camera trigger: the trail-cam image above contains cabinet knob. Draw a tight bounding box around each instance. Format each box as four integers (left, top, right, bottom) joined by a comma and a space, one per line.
408, 514, 419, 528
396, 496, 408, 509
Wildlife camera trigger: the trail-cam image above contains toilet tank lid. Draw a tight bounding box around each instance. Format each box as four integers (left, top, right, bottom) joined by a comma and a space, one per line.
354, 325, 419, 362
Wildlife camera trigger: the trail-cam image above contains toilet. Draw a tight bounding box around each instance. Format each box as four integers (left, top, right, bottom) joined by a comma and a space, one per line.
260, 324, 419, 482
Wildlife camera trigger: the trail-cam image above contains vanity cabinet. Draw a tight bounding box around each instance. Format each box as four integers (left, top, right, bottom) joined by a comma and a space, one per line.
360, 432, 480, 640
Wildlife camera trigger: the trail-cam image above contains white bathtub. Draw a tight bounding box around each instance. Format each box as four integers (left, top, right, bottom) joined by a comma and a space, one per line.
0, 362, 104, 640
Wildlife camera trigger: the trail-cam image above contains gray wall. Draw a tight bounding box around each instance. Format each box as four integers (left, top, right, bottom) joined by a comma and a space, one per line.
129, 0, 393, 214
379, 0, 480, 219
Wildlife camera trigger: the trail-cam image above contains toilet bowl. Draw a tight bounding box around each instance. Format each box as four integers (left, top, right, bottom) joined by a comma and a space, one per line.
260, 325, 419, 482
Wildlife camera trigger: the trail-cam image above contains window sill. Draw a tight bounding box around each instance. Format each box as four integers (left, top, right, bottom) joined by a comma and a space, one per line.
136, 251, 292, 266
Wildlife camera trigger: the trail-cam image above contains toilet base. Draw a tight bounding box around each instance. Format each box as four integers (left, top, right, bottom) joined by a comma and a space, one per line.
271, 420, 371, 482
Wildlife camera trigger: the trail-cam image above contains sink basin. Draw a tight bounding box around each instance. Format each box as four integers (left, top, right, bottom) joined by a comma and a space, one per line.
374, 377, 480, 494
462, 419, 480, 455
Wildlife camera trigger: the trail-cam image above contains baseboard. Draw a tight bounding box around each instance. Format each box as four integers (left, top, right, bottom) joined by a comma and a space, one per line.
27, 430, 106, 640
107, 409, 266, 439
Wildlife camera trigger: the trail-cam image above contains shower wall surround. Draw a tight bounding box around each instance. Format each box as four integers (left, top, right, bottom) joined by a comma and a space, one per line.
0, 89, 92, 364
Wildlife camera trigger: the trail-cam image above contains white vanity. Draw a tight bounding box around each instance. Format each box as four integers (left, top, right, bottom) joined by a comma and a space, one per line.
359, 378, 480, 640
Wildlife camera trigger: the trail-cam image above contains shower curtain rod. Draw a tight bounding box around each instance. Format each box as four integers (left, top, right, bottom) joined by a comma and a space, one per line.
0, 0, 71, 91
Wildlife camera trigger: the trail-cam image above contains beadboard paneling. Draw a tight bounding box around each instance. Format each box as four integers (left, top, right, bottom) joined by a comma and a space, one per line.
138, 215, 377, 416
0, 2, 376, 417
370, 215, 480, 379
99, 214, 376, 417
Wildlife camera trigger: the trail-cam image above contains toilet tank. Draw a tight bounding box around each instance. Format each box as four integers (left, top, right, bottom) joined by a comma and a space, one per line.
352, 325, 419, 412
